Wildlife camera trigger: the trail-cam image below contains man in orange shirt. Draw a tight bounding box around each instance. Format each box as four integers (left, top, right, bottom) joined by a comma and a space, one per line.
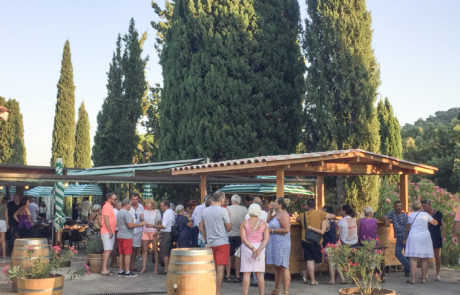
101, 193, 117, 275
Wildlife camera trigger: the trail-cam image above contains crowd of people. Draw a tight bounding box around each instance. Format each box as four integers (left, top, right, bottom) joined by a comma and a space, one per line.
1, 190, 460, 295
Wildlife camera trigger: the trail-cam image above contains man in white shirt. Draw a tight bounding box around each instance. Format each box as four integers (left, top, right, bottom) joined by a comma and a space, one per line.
226, 194, 247, 282
156, 199, 175, 273
28, 198, 39, 223
129, 193, 144, 271
191, 194, 212, 247
80, 198, 92, 221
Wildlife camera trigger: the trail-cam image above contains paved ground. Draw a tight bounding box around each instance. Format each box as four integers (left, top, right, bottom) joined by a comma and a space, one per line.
1, 254, 459, 295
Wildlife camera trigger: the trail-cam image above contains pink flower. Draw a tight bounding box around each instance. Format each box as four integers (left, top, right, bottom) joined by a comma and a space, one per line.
385, 198, 391, 203
84, 264, 90, 275
26, 246, 34, 251
2, 265, 9, 276
52, 246, 61, 252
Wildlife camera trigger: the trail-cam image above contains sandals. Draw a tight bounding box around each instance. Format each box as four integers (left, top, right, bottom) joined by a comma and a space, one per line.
101, 271, 115, 276
224, 277, 232, 283
310, 281, 318, 285
406, 280, 415, 284
233, 277, 242, 283
270, 290, 281, 295
299, 272, 307, 283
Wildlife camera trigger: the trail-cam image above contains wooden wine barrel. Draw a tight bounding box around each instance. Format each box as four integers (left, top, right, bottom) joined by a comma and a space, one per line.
166, 248, 216, 295
17, 274, 64, 295
12, 238, 50, 270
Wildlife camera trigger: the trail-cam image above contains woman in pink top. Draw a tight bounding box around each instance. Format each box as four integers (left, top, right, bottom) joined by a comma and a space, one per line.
240, 203, 270, 295
140, 198, 162, 274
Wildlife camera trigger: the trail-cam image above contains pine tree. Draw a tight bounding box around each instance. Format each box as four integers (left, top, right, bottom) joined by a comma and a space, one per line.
377, 97, 402, 158
51, 40, 76, 167
92, 20, 147, 166
155, 0, 304, 161
74, 102, 91, 168
303, 0, 381, 213
6, 99, 26, 164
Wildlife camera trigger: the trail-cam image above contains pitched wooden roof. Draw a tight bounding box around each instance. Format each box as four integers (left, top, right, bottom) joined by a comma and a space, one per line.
172, 149, 437, 176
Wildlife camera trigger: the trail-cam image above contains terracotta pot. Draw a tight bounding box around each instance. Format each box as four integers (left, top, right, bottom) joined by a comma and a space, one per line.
88, 253, 103, 273
338, 287, 396, 295
17, 274, 64, 295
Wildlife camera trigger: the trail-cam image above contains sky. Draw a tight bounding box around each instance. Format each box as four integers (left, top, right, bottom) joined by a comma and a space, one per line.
0, 0, 459, 166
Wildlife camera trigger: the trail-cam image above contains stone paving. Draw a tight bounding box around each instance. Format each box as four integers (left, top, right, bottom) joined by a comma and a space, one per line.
0, 255, 459, 295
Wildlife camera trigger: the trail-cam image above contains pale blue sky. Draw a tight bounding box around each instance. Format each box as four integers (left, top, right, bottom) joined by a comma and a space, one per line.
0, 0, 458, 166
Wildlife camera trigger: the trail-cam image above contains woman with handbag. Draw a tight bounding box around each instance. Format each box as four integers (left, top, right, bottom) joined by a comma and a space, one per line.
240, 203, 269, 295
298, 198, 335, 285
404, 201, 438, 284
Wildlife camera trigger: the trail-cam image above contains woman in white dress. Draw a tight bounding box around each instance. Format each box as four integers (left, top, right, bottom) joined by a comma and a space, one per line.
404, 201, 438, 284
140, 198, 162, 274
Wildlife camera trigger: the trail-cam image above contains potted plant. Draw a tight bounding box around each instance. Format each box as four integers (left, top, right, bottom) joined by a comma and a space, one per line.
3, 245, 89, 295
326, 240, 395, 295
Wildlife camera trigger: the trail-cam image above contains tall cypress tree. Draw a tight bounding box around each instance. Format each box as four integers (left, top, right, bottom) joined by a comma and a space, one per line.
303, 0, 381, 213
51, 40, 76, 167
251, 0, 305, 155
74, 102, 91, 168
92, 20, 147, 166
0, 96, 14, 163
377, 97, 402, 158
155, 0, 303, 161
6, 99, 26, 164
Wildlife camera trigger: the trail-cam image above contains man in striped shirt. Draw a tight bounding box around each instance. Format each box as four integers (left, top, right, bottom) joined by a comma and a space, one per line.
382, 200, 410, 277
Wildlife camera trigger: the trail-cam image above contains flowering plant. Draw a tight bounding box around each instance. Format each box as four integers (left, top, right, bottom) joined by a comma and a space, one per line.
325, 240, 385, 295
3, 246, 89, 281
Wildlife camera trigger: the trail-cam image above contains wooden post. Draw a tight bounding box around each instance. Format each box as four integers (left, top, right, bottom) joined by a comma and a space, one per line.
316, 176, 325, 209
200, 174, 207, 203
400, 174, 409, 212
276, 169, 285, 198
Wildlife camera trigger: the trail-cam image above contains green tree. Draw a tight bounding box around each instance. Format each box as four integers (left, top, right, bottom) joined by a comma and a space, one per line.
6, 99, 26, 164
0, 96, 14, 163
51, 40, 76, 167
155, 0, 303, 161
92, 20, 147, 166
74, 102, 91, 168
401, 108, 460, 193
377, 98, 402, 158
303, 0, 381, 213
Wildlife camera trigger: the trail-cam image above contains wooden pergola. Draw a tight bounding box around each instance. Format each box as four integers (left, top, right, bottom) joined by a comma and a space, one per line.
172, 149, 438, 212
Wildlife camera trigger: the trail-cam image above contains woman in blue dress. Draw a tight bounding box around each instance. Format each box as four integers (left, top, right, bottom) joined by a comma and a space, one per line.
266, 198, 291, 295
175, 205, 193, 248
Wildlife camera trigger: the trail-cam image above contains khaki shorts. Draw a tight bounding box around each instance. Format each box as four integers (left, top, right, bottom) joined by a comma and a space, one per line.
159, 232, 172, 259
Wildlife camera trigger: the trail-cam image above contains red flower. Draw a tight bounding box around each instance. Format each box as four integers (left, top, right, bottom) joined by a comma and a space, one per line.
84, 264, 90, 275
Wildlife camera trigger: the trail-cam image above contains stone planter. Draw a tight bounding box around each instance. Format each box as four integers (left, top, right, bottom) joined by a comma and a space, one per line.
338, 287, 395, 295
17, 274, 64, 295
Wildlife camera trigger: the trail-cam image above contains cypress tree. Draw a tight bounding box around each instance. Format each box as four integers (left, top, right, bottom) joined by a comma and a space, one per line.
377, 98, 402, 158
0, 96, 14, 163
303, 0, 381, 213
6, 99, 26, 164
155, 0, 304, 161
92, 20, 147, 166
251, 0, 305, 155
74, 102, 91, 168
93, 35, 123, 166
51, 40, 76, 167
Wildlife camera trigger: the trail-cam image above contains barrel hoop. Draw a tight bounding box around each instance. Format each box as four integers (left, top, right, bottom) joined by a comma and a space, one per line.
15, 239, 48, 245
170, 260, 214, 265
172, 250, 212, 256
14, 246, 49, 250
17, 286, 63, 293
168, 269, 215, 274
13, 256, 50, 260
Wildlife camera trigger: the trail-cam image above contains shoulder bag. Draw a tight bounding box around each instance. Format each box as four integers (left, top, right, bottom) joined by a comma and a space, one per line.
304, 212, 322, 244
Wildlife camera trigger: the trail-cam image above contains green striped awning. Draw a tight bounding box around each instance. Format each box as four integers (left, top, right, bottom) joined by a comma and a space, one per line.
54, 158, 65, 230
219, 184, 314, 196
143, 184, 153, 198
64, 184, 102, 196
25, 186, 53, 197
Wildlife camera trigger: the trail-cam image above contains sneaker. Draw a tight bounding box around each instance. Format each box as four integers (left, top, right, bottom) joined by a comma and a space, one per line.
124, 272, 138, 278
118, 271, 125, 276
